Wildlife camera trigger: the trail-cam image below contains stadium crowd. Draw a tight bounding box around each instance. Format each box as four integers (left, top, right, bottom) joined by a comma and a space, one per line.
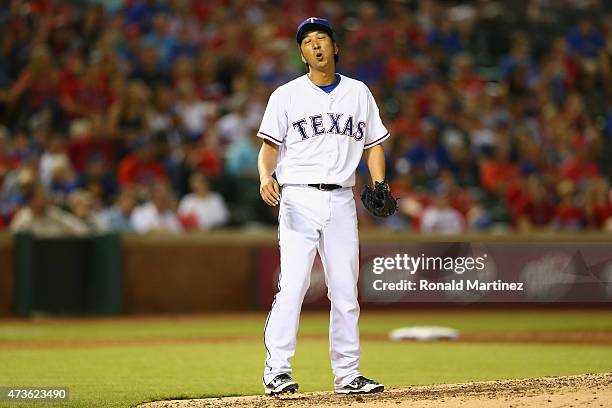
0, 0, 611, 235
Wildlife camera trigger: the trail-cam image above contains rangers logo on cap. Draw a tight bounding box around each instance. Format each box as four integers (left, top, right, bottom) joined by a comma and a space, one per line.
296, 17, 335, 44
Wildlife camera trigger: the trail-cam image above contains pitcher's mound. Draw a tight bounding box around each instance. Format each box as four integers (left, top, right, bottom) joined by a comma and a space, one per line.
138, 372, 611, 408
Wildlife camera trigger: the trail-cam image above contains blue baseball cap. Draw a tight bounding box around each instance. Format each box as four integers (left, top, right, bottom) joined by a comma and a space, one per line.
296, 17, 335, 44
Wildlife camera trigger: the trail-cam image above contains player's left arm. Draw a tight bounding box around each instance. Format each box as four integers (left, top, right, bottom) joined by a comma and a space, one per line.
362, 85, 389, 185
364, 144, 386, 185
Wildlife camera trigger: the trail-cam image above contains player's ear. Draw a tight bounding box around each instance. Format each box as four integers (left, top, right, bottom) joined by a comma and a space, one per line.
300, 51, 307, 64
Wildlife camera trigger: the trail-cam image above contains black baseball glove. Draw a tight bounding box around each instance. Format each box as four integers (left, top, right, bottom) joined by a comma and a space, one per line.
361, 181, 398, 217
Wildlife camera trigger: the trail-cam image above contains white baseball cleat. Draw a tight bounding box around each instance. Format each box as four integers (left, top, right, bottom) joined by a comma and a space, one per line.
264, 374, 299, 396
335, 376, 384, 394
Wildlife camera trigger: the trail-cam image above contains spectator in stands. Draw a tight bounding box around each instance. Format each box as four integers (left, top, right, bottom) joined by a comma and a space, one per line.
427, 17, 464, 56
0, 127, 16, 187
420, 190, 465, 234
76, 153, 118, 206
59, 52, 115, 120
40, 132, 71, 188
187, 129, 224, 179
435, 170, 477, 217
107, 80, 153, 141
129, 44, 171, 87
225, 132, 259, 178
538, 36, 578, 104
258, 51, 299, 87
584, 177, 612, 229
567, 14, 605, 59
601, 28, 612, 99
1, 44, 60, 118
388, 169, 426, 231
480, 140, 520, 195
48, 157, 79, 205
98, 188, 136, 232
117, 134, 167, 188
403, 120, 451, 183
149, 85, 176, 137
217, 97, 252, 146
560, 136, 601, 185
450, 53, 487, 98
141, 14, 177, 70
2, 143, 41, 213
58, 52, 87, 119
67, 189, 105, 231
390, 95, 423, 141
553, 179, 585, 230
499, 32, 537, 82
131, 181, 181, 233
511, 175, 555, 231
0, 127, 18, 226
0, 0, 610, 232
171, 24, 199, 62
447, 142, 481, 188
175, 80, 215, 141
178, 172, 229, 230
10, 180, 90, 237
67, 117, 115, 174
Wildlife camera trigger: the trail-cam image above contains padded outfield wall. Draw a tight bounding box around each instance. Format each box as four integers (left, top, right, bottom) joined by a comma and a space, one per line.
0, 231, 611, 316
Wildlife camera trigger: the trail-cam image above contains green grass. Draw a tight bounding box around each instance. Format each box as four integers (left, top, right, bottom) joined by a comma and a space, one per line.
0, 310, 611, 407
1, 310, 612, 342
0, 340, 611, 408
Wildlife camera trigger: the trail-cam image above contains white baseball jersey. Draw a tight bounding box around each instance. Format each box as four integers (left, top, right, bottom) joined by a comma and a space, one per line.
257, 74, 389, 186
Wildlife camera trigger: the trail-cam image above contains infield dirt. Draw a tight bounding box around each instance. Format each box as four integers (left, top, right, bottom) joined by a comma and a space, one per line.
138, 372, 611, 408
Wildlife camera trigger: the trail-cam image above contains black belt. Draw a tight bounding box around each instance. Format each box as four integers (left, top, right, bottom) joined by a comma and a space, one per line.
307, 183, 343, 191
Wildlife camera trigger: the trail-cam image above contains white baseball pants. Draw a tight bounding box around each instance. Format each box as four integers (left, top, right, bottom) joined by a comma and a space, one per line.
263, 185, 362, 389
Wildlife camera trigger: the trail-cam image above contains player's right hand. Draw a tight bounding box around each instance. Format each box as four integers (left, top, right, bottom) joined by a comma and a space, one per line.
260, 175, 281, 206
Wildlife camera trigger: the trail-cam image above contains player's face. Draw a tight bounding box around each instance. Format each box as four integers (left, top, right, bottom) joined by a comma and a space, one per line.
300, 30, 338, 70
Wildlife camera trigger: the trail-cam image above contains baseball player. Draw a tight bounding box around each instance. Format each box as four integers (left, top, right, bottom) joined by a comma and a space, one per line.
257, 17, 396, 396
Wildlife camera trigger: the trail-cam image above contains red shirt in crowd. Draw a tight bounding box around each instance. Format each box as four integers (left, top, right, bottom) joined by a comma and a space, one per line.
0, 155, 19, 175
509, 185, 555, 226
196, 148, 222, 178
480, 160, 520, 193
10, 67, 60, 111
454, 74, 487, 97
68, 137, 115, 173
384, 57, 423, 87
588, 203, 612, 228
117, 154, 167, 186
60, 67, 114, 118
554, 202, 584, 228
560, 158, 599, 183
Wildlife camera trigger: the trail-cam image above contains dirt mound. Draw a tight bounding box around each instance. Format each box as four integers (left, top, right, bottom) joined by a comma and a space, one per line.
137, 372, 611, 408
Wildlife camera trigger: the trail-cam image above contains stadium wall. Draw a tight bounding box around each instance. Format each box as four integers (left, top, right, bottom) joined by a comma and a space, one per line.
1, 232, 611, 315
0, 235, 13, 316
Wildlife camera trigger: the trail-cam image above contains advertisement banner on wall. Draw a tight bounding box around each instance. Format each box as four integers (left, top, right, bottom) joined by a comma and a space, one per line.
360, 242, 612, 303
259, 242, 612, 306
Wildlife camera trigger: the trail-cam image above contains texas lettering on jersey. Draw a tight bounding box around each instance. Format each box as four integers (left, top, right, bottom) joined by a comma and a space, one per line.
292, 114, 366, 141
256, 74, 390, 187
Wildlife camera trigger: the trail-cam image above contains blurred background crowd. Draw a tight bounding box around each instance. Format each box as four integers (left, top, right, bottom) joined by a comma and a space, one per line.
0, 0, 611, 235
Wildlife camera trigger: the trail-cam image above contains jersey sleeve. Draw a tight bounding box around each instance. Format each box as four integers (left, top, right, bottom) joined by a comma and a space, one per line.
363, 87, 390, 149
257, 89, 287, 146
